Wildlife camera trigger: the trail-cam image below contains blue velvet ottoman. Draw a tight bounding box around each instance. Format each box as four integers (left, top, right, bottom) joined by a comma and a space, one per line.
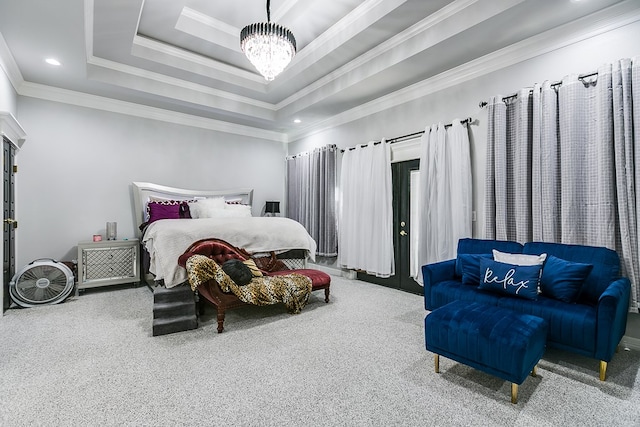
425, 300, 548, 403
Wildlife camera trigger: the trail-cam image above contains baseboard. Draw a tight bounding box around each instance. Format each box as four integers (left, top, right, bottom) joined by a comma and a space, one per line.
307, 262, 345, 277
621, 335, 640, 351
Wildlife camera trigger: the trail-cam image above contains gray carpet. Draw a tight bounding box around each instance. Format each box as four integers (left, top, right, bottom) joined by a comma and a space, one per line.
0, 274, 639, 426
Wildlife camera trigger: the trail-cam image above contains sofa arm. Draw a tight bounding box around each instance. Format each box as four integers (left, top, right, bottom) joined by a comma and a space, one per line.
422, 259, 456, 311
595, 277, 631, 361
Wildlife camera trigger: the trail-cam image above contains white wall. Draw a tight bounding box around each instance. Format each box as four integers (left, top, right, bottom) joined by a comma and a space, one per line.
15, 97, 286, 267
288, 20, 640, 239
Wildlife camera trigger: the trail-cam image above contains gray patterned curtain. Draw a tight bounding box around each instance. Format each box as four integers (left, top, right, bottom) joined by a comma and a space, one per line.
484, 57, 640, 309
286, 144, 338, 257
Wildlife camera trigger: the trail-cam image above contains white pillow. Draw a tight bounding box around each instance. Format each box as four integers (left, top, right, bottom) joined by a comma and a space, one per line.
224, 203, 252, 216
492, 249, 547, 266
200, 207, 252, 218
187, 197, 225, 219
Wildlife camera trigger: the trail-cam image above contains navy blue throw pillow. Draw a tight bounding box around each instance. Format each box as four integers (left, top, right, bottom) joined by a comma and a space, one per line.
478, 259, 541, 300
540, 255, 593, 303
456, 253, 492, 285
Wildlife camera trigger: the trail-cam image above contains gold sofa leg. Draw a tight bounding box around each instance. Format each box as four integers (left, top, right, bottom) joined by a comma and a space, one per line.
511, 383, 518, 404
531, 365, 537, 377
434, 354, 440, 373
599, 360, 607, 381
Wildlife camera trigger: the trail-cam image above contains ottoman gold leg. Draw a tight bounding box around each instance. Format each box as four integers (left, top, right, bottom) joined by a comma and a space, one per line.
434, 354, 440, 373
511, 383, 518, 404
599, 360, 607, 381
531, 365, 537, 377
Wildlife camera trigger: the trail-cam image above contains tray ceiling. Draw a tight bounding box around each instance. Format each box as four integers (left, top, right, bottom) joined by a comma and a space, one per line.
0, 0, 632, 140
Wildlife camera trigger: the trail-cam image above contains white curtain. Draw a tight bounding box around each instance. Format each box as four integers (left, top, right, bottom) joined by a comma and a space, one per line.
416, 121, 473, 279
484, 58, 640, 309
338, 141, 395, 277
286, 145, 338, 256
448, 121, 473, 253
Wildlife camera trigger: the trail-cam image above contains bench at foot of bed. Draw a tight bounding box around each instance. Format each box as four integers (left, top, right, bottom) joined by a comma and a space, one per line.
177, 238, 331, 333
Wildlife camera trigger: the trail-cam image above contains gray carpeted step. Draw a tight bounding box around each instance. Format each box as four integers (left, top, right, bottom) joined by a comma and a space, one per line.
153, 285, 194, 304
152, 285, 198, 335
152, 315, 198, 336
153, 301, 196, 319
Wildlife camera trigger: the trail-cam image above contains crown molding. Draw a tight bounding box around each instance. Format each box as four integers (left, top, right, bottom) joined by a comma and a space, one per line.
130, 35, 267, 92
0, 111, 26, 148
18, 82, 286, 142
287, 1, 640, 142
271, 0, 410, 93
0, 32, 24, 92
276, 0, 513, 113
180, 7, 239, 41
84, 0, 95, 58
86, 55, 276, 120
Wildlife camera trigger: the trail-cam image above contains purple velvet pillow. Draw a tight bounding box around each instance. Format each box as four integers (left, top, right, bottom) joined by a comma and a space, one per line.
147, 201, 190, 223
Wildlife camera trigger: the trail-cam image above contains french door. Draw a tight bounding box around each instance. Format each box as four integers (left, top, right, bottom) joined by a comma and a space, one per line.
357, 159, 423, 295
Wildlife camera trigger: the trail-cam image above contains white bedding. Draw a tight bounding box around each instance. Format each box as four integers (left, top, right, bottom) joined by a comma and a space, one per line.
142, 217, 317, 288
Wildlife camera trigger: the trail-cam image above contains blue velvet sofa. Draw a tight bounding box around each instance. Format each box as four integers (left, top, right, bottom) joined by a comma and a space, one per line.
422, 238, 631, 380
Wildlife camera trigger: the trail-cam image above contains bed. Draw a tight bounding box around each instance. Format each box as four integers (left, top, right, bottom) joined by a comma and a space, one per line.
132, 182, 317, 288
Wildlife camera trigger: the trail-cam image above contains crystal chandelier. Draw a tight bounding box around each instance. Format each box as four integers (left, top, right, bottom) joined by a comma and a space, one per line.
240, 0, 296, 81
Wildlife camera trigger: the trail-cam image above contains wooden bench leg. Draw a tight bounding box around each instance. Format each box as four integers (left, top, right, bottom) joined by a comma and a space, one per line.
217, 309, 226, 333
324, 288, 330, 303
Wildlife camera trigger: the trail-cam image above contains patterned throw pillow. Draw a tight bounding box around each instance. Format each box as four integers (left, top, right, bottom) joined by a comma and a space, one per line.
147, 200, 190, 223
478, 259, 542, 300
146, 197, 193, 222
242, 259, 263, 277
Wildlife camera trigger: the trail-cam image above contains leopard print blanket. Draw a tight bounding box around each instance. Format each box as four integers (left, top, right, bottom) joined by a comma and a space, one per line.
185, 255, 312, 314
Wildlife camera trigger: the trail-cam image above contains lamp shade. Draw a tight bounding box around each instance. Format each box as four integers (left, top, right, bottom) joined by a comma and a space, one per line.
265, 201, 280, 214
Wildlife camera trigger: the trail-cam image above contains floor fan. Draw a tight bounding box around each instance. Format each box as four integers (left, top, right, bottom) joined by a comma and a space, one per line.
9, 259, 75, 308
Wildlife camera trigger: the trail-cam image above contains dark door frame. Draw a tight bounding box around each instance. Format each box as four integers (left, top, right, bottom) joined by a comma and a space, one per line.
3, 136, 16, 312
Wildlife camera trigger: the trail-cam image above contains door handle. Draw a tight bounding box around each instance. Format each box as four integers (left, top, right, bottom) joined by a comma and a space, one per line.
400, 230, 407, 236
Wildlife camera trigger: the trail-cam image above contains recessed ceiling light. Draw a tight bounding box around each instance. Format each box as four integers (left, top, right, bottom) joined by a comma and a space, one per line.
294, 119, 301, 124
45, 58, 61, 66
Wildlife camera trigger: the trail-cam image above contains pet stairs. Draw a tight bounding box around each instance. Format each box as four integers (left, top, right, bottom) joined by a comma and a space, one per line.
152, 285, 198, 336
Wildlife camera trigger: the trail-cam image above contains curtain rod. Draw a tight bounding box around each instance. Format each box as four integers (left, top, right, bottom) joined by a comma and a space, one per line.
341, 117, 473, 152
478, 71, 599, 108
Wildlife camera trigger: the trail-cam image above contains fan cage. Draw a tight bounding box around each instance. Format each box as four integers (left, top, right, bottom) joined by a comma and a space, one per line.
9, 260, 75, 308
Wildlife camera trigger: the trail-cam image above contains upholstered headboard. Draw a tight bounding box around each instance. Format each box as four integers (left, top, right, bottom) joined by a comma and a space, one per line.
131, 182, 254, 238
